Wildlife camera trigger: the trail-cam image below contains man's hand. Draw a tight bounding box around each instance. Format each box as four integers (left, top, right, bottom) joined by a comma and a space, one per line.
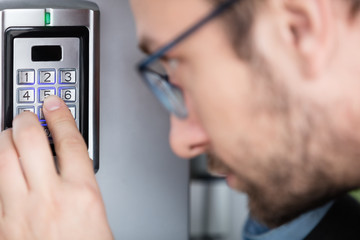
0, 96, 113, 240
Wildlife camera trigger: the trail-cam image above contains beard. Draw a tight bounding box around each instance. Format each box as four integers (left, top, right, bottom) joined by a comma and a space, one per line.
206, 50, 360, 228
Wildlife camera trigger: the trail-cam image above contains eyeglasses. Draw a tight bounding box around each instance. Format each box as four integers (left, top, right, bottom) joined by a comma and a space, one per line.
137, 0, 239, 119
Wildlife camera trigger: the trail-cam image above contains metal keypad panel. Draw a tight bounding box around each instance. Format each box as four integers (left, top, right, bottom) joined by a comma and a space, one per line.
13, 38, 80, 140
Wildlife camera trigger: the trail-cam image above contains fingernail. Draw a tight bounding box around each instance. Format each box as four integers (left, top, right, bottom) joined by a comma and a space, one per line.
44, 96, 62, 111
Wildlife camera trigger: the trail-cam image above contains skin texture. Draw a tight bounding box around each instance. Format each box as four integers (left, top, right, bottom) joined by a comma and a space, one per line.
131, 0, 360, 227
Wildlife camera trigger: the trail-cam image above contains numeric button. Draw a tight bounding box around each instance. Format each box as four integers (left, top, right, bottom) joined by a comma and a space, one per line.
67, 105, 76, 119
39, 88, 56, 103
42, 124, 53, 140
59, 88, 76, 102
39, 69, 56, 84
17, 107, 35, 115
18, 69, 35, 85
60, 69, 76, 84
38, 107, 45, 121
18, 88, 35, 103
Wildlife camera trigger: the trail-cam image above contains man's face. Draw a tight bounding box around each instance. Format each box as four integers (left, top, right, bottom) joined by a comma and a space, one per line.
131, 0, 360, 226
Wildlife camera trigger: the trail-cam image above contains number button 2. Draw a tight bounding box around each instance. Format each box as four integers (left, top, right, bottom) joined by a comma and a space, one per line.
59, 88, 76, 102
60, 69, 76, 84
39, 69, 56, 84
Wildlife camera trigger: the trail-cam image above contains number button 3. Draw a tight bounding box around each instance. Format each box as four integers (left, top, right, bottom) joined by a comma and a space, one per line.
60, 69, 76, 84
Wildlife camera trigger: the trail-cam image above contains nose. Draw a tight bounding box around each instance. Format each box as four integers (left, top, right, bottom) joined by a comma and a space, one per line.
169, 115, 209, 159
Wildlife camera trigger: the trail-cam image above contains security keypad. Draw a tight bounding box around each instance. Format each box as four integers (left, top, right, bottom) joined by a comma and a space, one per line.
13, 38, 80, 141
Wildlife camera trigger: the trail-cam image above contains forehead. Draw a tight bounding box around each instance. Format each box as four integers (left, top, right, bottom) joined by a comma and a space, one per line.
130, 0, 213, 51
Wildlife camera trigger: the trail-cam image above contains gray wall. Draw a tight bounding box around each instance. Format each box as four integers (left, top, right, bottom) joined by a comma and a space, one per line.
91, 0, 189, 239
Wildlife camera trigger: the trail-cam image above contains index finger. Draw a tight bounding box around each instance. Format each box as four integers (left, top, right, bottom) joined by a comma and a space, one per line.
43, 96, 95, 182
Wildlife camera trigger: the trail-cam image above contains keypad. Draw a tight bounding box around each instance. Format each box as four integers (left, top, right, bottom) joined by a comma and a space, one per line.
15, 68, 78, 140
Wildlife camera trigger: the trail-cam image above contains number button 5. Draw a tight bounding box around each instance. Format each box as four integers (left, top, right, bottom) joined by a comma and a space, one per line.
39, 88, 56, 103
39, 69, 56, 84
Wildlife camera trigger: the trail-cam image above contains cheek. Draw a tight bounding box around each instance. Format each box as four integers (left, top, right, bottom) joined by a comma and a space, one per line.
184, 62, 257, 158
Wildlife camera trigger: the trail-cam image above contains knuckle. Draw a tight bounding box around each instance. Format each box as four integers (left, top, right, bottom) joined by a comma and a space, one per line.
17, 124, 42, 141
13, 111, 37, 124
50, 112, 75, 127
77, 182, 103, 207
0, 151, 14, 171
57, 135, 86, 152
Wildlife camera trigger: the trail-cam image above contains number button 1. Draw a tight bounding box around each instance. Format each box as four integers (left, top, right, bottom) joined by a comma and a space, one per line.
18, 88, 35, 103
18, 69, 35, 84
60, 69, 76, 84
39, 69, 56, 84
59, 88, 76, 102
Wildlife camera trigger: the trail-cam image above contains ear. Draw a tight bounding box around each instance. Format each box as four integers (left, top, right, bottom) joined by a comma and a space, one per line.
283, 0, 334, 78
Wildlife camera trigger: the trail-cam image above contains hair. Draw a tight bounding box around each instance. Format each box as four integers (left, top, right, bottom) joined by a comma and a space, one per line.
210, 0, 360, 59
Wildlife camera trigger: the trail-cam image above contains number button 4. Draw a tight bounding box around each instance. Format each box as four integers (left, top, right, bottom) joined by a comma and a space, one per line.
39, 88, 56, 103
60, 69, 76, 84
39, 69, 56, 84
18, 88, 35, 103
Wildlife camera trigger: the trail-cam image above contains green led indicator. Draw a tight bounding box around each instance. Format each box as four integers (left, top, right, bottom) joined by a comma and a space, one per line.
45, 12, 51, 25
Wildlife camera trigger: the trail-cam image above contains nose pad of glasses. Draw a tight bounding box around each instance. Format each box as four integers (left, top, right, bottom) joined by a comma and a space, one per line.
168, 85, 188, 118
149, 81, 188, 119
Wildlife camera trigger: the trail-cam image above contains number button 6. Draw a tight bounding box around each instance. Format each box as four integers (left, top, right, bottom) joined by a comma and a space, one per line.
59, 88, 76, 102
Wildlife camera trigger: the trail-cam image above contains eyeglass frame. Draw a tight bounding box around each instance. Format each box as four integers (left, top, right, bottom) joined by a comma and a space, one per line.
137, 0, 239, 118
